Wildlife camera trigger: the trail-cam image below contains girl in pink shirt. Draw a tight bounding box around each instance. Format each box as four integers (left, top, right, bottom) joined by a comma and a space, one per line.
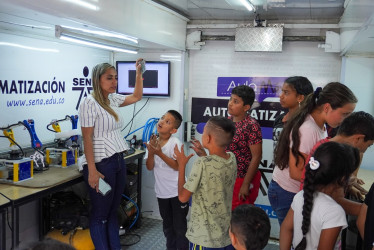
268, 82, 357, 226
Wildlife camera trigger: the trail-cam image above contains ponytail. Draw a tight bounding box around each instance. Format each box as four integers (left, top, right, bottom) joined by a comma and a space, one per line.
274, 82, 357, 170
274, 90, 319, 169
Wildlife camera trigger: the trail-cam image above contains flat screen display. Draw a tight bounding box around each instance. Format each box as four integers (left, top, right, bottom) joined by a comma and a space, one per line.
116, 61, 170, 97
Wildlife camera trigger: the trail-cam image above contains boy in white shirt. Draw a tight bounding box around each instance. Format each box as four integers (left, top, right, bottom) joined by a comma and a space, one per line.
145, 110, 188, 250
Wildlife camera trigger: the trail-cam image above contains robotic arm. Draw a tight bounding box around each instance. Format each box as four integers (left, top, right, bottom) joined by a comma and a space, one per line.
23, 119, 43, 149
47, 115, 79, 145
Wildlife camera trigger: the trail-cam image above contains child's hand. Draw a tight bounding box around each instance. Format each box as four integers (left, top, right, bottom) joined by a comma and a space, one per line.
189, 139, 207, 157
149, 135, 162, 155
144, 135, 158, 155
348, 176, 368, 198
174, 144, 194, 168
239, 182, 250, 201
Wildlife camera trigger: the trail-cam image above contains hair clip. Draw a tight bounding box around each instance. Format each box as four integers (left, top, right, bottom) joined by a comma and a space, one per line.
313, 87, 322, 102
309, 157, 320, 170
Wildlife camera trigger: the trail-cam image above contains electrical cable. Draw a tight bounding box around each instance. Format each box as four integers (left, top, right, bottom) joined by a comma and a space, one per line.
119, 193, 141, 247
120, 233, 141, 246
0, 193, 13, 232
46, 115, 71, 133
121, 98, 150, 132
124, 126, 144, 139
0, 135, 25, 157
127, 102, 136, 137
121, 194, 139, 229
0, 121, 24, 130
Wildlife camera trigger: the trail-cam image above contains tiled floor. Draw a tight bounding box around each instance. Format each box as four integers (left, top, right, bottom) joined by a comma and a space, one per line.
121, 217, 279, 250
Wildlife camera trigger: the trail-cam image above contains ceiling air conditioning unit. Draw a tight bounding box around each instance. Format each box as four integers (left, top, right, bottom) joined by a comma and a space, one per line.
235, 25, 283, 52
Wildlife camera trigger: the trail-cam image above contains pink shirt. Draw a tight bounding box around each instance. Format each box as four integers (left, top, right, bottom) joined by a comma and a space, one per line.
272, 115, 327, 193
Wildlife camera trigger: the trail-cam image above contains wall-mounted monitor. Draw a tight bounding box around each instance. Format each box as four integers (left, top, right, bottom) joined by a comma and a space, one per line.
116, 61, 170, 97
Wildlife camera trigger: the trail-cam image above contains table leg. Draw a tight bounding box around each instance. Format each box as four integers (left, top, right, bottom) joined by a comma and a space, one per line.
1, 209, 6, 250
15, 206, 19, 246
11, 202, 15, 249
39, 198, 43, 240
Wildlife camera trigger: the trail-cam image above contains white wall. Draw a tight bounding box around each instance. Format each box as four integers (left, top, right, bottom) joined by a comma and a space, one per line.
113, 51, 185, 220
187, 40, 342, 238
0, 32, 110, 152
341, 56, 374, 170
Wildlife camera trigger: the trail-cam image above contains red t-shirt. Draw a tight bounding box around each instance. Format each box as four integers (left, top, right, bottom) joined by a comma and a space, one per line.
226, 115, 262, 178
300, 138, 330, 190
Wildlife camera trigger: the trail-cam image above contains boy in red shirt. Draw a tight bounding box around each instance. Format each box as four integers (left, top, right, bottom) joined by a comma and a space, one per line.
191, 85, 262, 210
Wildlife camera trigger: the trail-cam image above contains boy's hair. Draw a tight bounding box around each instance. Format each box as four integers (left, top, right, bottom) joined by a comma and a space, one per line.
167, 110, 183, 129
231, 85, 255, 106
275, 82, 357, 170
284, 76, 314, 96
206, 116, 235, 147
337, 111, 374, 141
296, 141, 360, 250
230, 204, 270, 250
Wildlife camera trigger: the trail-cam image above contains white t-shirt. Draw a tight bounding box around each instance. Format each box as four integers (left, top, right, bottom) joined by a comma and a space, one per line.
144, 136, 182, 198
292, 191, 347, 250
273, 115, 327, 193
78, 94, 129, 170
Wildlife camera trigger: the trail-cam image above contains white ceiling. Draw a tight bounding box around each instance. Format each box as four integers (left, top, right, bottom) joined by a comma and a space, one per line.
0, 0, 373, 55
154, 0, 374, 56
154, 0, 345, 24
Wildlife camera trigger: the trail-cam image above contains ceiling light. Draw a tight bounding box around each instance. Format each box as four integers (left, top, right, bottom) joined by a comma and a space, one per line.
239, 0, 255, 12
61, 25, 138, 44
0, 42, 59, 53
62, 0, 99, 11
59, 35, 137, 54
55, 25, 138, 54
160, 55, 181, 61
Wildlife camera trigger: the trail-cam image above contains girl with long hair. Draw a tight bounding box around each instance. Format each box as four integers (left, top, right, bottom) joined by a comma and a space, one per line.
271, 76, 314, 166
268, 82, 357, 225
280, 141, 360, 250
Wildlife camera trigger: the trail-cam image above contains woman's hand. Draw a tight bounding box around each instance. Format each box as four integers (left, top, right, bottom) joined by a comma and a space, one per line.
189, 139, 207, 157
121, 58, 144, 106
88, 168, 105, 193
135, 58, 144, 75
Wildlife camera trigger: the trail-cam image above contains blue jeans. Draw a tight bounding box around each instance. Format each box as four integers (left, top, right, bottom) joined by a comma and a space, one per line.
268, 179, 296, 226
83, 153, 126, 250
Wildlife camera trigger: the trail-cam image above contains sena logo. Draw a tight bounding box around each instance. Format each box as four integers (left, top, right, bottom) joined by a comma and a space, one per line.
72, 66, 92, 110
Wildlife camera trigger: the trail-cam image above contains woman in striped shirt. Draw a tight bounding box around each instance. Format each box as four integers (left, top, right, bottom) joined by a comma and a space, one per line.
79, 60, 143, 250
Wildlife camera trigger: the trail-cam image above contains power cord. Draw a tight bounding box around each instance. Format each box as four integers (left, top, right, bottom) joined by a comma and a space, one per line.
127, 102, 136, 138
120, 194, 141, 246
120, 233, 141, 246
121, 194, 139, 229
0, 192, 13, 232
122, 98, 150, 133
0, 135, 26, 157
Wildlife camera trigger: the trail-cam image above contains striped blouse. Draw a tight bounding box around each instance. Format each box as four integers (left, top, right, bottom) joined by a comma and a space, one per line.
78, 93, 129, 170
